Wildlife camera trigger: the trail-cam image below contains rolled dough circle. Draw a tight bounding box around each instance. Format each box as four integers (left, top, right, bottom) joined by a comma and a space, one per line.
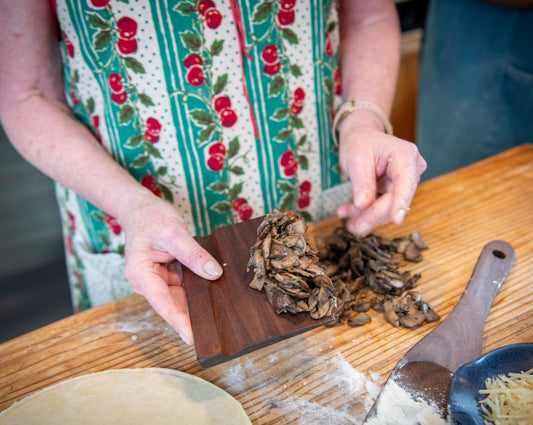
0, 368, 251, 425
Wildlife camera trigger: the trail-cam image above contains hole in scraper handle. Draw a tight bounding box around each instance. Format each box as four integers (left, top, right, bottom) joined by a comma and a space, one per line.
492, 249, 506, 259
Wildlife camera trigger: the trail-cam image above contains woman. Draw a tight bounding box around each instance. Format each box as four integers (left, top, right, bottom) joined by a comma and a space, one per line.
0, 0, 425, 344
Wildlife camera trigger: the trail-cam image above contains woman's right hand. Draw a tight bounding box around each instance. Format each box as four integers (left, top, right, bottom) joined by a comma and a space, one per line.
118, 191, 223, 345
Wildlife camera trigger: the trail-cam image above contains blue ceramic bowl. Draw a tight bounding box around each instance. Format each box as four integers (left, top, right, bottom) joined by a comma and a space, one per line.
448, 342, 533, 425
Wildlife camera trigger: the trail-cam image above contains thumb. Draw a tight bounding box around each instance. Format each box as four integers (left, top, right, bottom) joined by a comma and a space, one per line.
165, 226, 223, 280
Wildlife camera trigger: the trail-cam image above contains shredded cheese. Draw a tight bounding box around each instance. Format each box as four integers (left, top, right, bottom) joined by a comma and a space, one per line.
478, 367, 533, 425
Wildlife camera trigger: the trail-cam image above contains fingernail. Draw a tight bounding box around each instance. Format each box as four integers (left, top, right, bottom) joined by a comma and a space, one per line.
203, 260, 222, 277
178, 330, 193, 345
354, 193, 368, 209
395, 208, 408, 224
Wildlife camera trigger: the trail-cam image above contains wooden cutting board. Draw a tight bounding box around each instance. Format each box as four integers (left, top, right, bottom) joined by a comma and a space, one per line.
183, 216, 333, 368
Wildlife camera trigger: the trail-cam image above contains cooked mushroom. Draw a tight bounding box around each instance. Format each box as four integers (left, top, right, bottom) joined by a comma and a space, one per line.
316, 223, 437, 329
248, 209, 336, 319
382, 292, 439, 329
348, 312, 371, 327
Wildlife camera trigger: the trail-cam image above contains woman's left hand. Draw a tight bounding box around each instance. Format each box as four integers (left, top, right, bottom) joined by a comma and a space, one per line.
337, 123, 427, 236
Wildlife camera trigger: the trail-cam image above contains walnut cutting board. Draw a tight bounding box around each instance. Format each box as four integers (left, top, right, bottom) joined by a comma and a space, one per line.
182, 216, 333, 368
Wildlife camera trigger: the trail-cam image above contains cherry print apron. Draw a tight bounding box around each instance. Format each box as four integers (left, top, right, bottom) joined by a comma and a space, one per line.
54, 0, 348, 311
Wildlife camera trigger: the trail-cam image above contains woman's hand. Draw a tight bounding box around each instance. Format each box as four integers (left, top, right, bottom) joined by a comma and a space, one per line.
337, 121, 427, 236
118, 191, 223, 345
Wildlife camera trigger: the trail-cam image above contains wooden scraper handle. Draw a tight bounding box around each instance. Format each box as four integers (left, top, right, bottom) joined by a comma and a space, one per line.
403, 240, 516, 372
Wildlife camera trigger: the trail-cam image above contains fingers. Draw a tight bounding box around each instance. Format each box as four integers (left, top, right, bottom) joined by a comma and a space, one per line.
343, 148, 377, 211
339, 138, 426, 235
169, 233, 222, 280
125, 259, 193, 344
386, 143, 427, 224
162, 225, 223, 280
339, 191, 394, 236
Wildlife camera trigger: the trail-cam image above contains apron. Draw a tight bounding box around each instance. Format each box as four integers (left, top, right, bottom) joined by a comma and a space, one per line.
54, 0, 348, 310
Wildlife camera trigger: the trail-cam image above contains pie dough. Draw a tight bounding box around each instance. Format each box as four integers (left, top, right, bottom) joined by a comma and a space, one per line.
0, 368, 251, 425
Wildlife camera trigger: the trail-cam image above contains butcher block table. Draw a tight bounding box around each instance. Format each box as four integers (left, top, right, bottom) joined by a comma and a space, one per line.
1, 144, 532, 423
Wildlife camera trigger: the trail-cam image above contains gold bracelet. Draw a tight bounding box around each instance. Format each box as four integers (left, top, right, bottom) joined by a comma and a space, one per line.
331, 100, 394, 146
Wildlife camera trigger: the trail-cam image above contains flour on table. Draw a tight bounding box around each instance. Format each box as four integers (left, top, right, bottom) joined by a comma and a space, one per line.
364, 379, 449, 425
217, 347, 382, 425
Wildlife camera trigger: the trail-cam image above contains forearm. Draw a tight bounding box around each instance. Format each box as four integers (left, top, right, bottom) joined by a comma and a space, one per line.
1, 95, 150, 221
338, 0, 400, 131
0, 0, 151, 222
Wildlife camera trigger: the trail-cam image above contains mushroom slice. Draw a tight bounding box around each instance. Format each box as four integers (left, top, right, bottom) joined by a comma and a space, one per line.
285, 217, 307, 236
403, 242, 423, 262
249, 274, 266, 291
281, 234, 307, 252
348, 312, 371, 327
265, 283, 294, 313
253, 248, 266, 276
410, 232, 428, 250
270, 251, 299, 269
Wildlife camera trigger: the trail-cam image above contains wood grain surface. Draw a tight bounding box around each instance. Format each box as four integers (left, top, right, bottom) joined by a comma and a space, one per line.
1, 144, 532, 424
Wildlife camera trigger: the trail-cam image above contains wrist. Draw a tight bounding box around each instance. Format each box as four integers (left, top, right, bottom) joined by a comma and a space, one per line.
339, 108, 385, 135
332, 100, 393, 146
114, 184, 160, 223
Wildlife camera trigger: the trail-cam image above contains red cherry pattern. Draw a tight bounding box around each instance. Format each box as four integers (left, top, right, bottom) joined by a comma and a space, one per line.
117, 38, 137, 55
219, 107, 238, 127
197, 0, 215, 14
117, 17, 137, 39
111, 91, 127, 104
297, 180, 311, 209
208, 142, 226, 156
212, 96, 238, 127
141, 175, 162, 198
277, 0, 296, 26
144, 117, 162, 143
261, 44, 279, 64
333, 67, 341, 95
290, 86, 305, 114
68, 211, 76, 233
213, 95, 231, 112
65, 39, 75, 58
206, 142, 226, 172
263, 62, 281, 76
116, 16, 138, 55
280, 150, 298, 177
105, 215, 122, 235
280, 0, 297, 9
90, 0, 110, 8
197, 0, 223, 29
183, 53, 203, 68
91, 115, 102, 142
261, 44, 281, 76
207, 154, 225, 172
205, 8, 223, 29
66, 234, 74, 255
325, 30, 333, 57
232, 198, 254, 221
108, 72, 124, 92
71, 89, 80, 105
185, 64, 206, 87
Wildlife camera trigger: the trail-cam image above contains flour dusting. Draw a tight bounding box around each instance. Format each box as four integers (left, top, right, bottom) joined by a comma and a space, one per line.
365, 379, 449, 425
218, 346, 382, 424
111, 311, 158, 334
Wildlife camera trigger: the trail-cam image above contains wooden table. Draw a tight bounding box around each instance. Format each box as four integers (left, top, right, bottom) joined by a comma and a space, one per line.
1, 144, 532, 424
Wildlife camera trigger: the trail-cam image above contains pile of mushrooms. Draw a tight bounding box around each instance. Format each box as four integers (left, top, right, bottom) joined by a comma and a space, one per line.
247, 209, 336, 319
316, 225, 440, 329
